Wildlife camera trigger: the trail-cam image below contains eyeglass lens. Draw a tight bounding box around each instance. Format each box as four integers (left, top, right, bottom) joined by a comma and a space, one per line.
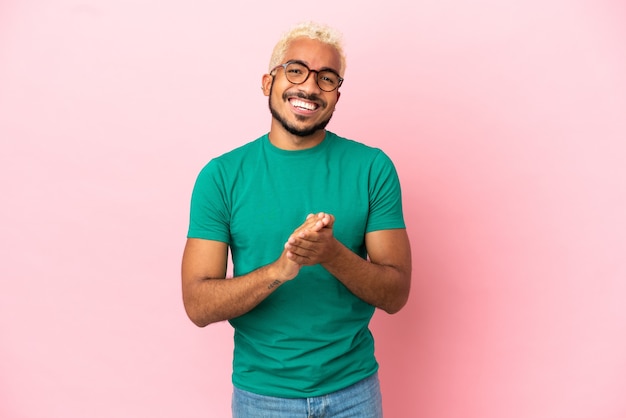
283, 62, 341, 92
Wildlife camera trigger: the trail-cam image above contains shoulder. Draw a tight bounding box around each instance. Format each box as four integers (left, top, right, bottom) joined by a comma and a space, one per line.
327, 131, 382, 154
326, 131, 394, 166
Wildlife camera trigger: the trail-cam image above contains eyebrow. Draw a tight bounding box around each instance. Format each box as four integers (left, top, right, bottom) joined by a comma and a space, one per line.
288, 59, 341, 76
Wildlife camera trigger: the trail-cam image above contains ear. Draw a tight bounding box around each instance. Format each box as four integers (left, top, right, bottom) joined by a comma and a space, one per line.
336, 90, 341, 103
261, 74, 273, 96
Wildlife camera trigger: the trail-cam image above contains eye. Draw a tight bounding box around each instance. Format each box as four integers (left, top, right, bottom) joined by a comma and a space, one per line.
286, 63, 307, 75
319, 72, 338, 85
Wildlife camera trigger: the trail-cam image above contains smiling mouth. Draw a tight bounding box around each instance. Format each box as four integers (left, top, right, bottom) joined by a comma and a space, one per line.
289, 98, 319, 111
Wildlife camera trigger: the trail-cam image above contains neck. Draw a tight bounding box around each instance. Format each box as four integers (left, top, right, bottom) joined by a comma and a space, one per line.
268, 123, 326, 151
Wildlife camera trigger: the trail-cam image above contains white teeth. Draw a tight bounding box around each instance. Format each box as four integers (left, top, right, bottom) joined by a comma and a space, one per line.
291, 99, 316, 110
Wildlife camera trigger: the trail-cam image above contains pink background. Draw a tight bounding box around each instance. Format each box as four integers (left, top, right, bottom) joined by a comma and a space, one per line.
1, 1, 625, 417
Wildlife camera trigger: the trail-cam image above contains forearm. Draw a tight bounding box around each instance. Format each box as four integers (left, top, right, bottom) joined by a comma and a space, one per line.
322, 239, 411, 314
182, 218, 326, 327
183, 263, 286, 327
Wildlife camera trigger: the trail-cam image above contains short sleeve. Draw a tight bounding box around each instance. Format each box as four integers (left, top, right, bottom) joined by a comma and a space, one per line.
366, 150, 406, 233
187, 160, 231, 243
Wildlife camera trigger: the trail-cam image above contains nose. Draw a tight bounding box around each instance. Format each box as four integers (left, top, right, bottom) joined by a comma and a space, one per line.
298, 70, 323, 93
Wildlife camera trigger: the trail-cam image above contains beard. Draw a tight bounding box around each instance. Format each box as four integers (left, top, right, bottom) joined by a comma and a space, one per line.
268, 83, 334, 137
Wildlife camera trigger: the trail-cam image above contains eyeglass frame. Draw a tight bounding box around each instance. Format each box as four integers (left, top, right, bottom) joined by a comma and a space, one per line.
270, 60, 344, 92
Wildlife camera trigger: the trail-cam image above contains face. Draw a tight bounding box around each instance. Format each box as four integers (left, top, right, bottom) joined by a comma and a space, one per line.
263, 38, 342, 138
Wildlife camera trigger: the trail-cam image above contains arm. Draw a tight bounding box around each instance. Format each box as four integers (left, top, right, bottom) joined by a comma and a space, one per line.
181, 215, 329, 327
285, 214, 412, 314
329, 228, 411, 314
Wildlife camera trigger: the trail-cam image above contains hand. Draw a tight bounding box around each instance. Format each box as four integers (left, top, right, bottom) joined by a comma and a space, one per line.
270, 213, 332, 281
271, 247, 302, 282
284, 212, 337, 266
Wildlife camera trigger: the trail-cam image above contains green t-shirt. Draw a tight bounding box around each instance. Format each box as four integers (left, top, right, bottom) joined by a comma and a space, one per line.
188, 131, 405, 397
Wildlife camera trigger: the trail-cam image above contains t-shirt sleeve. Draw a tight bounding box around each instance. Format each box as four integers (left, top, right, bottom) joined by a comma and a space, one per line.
187, 160, 231, 243
366, 150, 406, 233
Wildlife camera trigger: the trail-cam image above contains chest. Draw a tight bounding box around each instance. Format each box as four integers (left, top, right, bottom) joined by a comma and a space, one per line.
229, 154, 371, 257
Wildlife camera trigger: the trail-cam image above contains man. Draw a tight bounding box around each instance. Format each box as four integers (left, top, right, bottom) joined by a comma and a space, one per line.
182, 21, 412, 417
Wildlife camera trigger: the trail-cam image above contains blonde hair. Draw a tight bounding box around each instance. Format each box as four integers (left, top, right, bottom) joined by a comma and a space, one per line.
268, 21, 347, 76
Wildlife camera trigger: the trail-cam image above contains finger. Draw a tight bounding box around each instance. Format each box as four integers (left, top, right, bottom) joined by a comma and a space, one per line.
293, 229, 322, 243
286, 235, 317, 253
301, 224, 318, 235
296, 214, 321, 231
285, 249, 314, 265
295, 221, 323, 235
310, 212, 333, 229
292, 213, 329, 237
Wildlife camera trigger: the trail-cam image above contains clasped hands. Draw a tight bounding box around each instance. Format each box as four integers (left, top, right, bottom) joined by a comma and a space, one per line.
273, 212, 338, 282
285, 212, 337, 266
285, 212, 337, 265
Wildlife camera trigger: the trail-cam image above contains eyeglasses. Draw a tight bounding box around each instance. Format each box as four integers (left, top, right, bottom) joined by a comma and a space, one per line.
271, 60, 343, 92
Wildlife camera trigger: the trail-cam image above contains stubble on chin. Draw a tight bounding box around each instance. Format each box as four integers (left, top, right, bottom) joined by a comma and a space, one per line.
267, 84, 333, 138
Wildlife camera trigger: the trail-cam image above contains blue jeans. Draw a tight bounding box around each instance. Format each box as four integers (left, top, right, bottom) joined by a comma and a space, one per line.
232, 372, 383, 417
